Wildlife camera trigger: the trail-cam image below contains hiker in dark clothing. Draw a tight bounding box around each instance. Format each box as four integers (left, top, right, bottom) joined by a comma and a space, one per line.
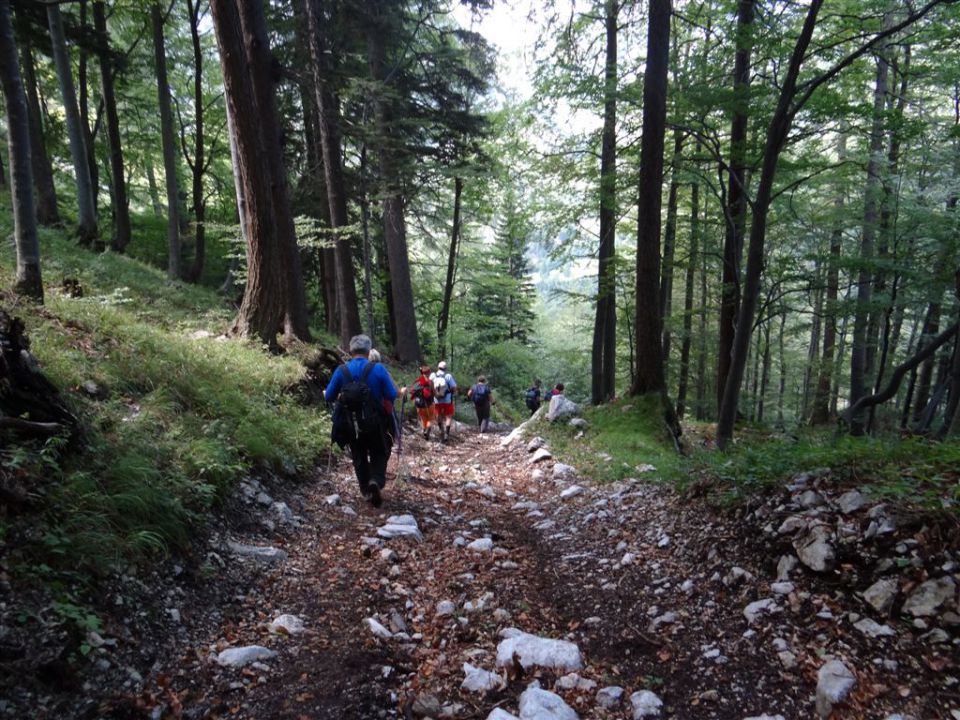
324, 334, 398, 507
467, 375, 495, 433
525, 378, 543, 415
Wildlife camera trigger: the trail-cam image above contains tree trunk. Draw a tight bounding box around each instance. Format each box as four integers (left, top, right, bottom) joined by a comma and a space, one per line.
717, 0, 755, 412
937, 274, 960, 438
849, 31, 890, 435
717, 0, 823, 450
757, 318, 771, 423
233, 0, 309, 341
77, 0, 99, 219
0, 0, 42, 301
660, 129, 683, 382
210, 0, 288, 345
676, 141, 700, 420
183, 0, 206, 281
47, 3, 98, 245
360, 144, 376, 339
94, 1, 131, 253
696, 218, 709, 420
631, 0, 678, 438
366, 10, 421, 363
777, 306, 787, 427
810, 132, 847, 424
438, 176, 463, 357
306, 0, 360, 346
18, 33, 58, 225
803, 269, 822, 416
152, 4, 181, 279
591, 0, 618, 405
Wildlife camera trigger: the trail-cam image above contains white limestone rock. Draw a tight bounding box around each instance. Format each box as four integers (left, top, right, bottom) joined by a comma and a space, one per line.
553, 463, 577, 482
547, 396, 578, 422
816, 659, 856, 717
436, 600, 457, 616
268, 614, 305, 635
226, 541, 288, 565
461, 663, 505, 693
377, 516, 423, 542
467, 537, 494, 552
743, 598, 779, 625
560, 485, 584, 500
496, 629, 583, 672
519, 681, 578, 720
630, 690, 663, 718
853, 618, 896, 638
862, 577, 899, 615
364, 617, 393, 639
794, 523, 835, 572
596, 686, 625, 709
531, 448, 553, 464
487, 710, 520, 720
902, 577, 956, 617
216, 645, 276, 667
837, 490, 867, 514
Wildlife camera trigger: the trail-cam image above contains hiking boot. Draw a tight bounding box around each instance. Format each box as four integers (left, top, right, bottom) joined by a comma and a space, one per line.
423, 427, 430, 440
444, 426, 451, 442
369, 483, 383, 508
360, 483, 373, 502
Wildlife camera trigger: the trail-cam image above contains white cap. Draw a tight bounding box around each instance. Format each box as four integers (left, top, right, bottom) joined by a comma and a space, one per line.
438, 361, 447, 370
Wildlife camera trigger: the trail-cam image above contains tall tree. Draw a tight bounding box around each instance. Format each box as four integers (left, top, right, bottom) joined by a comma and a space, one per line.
93, 0, 131, 252
364, 2, 422, 363
438, 176, 464, 356
17, 29, 58, 225
716, 0, 755, 412
631, 0, 672, 412
152, 3, 181, 280
210, 0, 288, 344
47, 3, 98, 245
849, 23, 891, 436
0, 0, 41, 301
591, 0, 618, 405
183, 0, 208, 280
305, 0, 361, 347
676, 141, 701, 420
235, 0, 310, 341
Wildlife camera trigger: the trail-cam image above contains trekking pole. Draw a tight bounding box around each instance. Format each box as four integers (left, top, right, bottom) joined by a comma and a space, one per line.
394, 393, 407, 480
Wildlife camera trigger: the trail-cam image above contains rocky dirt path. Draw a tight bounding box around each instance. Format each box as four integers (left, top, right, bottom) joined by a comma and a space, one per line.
15, 417, 955, 719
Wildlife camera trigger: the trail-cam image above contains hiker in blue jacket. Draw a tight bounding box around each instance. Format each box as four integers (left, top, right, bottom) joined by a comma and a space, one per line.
467, 375, 496, 433
324, 334, 398, 507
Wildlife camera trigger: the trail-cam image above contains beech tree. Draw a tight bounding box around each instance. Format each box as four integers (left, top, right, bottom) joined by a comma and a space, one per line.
0, 0, 42, 301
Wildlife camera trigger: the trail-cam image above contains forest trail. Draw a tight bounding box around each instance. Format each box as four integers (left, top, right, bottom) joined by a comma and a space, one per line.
70, 417, 952, 720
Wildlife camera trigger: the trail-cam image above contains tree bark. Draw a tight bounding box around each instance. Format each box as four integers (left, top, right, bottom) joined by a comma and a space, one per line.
305, 0, 360, 346
810, 132, 847, 424
717, 0, 822, 450
676, 141, 700, 420
717, 0, 755, 412
233, 0, 310, 341
184, 0, 207, 281
94, 0, 131, 253
849, 30, 890, 436
18, 32, 59, 225
77, 0, 99, 218
365, 8, 421, 363
210, 0, 288, 345
631, 0, 678, 440
0, 0, 42, 301
660, 129, 683, 382
438, 176, 463, 358
152, 3, 181, 280
591, 0, 617, 405
47, 3, 98, 245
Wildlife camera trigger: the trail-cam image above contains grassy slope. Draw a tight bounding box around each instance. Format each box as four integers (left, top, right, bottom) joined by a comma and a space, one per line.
1, 219, 328, 574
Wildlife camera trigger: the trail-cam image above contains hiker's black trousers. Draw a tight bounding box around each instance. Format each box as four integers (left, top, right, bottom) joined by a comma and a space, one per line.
474, 401, 491, 432
348, 428, 392, 491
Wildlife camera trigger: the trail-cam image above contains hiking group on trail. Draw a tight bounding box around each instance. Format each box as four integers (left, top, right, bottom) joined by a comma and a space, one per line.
327, 334, 567, 506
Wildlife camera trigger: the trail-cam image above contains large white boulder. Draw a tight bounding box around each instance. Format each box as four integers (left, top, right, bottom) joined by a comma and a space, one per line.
496, 629, 583, 672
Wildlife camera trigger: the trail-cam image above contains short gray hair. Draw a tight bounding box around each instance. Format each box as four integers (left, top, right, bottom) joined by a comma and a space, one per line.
348, 334, 372, 355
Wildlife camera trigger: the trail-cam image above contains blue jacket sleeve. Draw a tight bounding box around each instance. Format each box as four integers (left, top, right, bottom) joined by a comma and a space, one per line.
324, 367, 344, 403
375, 365, 398, 401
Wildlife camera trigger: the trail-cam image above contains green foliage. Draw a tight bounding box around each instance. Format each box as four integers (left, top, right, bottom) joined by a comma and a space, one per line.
533, 395, 683, 484
688, 432, 960, 510
0, 219, 328, 574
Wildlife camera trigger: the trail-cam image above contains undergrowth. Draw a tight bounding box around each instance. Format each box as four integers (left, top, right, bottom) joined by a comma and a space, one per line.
1, 219, 328, 577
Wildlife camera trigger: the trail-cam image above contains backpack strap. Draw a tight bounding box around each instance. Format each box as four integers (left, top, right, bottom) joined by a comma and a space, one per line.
360, 360, 376, 383
339, 363, 352, 383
